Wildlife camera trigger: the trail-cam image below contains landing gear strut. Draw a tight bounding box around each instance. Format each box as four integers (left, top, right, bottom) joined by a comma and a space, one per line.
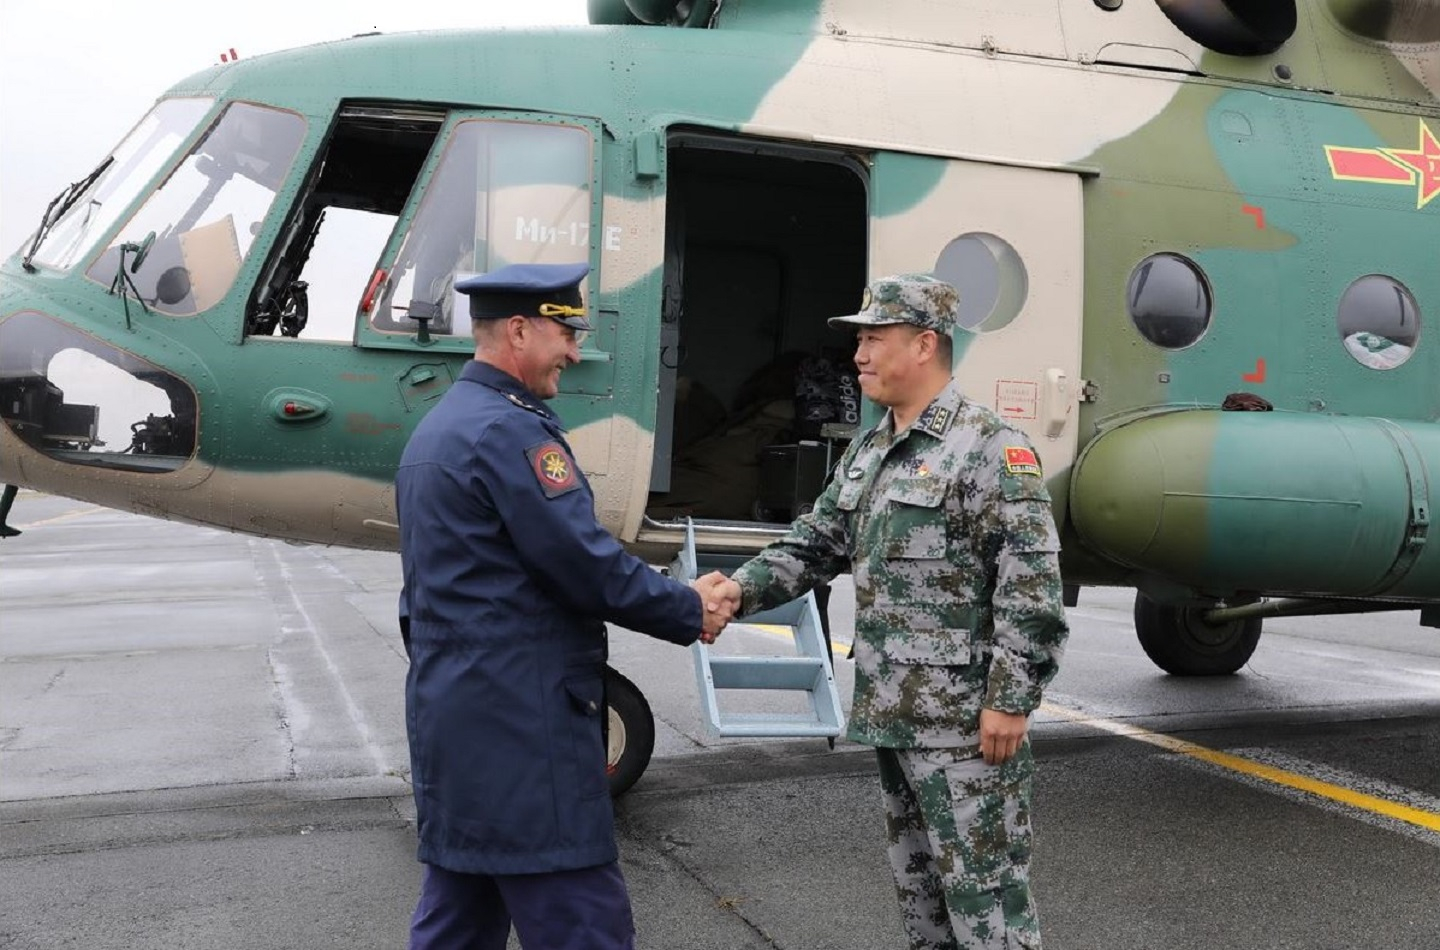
1133, 592, 1262, 675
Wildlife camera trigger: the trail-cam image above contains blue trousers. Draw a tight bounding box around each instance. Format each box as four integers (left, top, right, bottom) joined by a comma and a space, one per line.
409, 861, 636, 950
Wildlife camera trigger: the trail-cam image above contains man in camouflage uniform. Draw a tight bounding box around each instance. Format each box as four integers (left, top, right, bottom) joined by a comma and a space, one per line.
702, 273, 1069, 949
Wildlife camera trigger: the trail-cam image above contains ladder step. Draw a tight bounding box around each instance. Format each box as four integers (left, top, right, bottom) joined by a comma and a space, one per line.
710, 713, 841, 738
675, 518, 846, 739
707, 656, 828, 691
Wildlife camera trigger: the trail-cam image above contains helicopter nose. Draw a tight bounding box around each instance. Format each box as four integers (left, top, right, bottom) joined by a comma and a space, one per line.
0, 311, 199, 474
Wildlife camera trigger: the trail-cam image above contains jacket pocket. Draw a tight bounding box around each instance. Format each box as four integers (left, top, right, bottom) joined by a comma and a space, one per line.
882, 478, 947, 558
564, 673, 608, 800
881, 627, 971, 666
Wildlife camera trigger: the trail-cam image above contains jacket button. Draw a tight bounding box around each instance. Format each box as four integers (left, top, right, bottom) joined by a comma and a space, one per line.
588, 701, 598, 712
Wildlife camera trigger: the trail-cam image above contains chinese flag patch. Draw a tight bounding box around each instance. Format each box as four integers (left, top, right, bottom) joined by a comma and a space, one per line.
1003, 446, 1042, 477
526, 441, 580, 498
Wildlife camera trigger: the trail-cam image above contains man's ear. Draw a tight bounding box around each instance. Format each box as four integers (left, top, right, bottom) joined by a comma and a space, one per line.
506, 314, 530, 348
915, 328, 939, 362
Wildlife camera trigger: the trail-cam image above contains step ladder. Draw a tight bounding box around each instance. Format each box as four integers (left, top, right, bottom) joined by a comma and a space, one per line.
672, 521, 845, 739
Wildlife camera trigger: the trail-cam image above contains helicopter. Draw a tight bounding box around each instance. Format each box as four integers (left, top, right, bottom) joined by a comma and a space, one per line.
2, 0, 1437, 794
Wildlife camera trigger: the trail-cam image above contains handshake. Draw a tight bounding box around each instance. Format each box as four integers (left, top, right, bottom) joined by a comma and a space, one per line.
691, 571, 743, 644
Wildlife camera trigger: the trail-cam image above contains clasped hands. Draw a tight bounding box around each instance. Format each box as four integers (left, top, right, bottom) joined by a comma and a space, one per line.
691, 571, 742, 644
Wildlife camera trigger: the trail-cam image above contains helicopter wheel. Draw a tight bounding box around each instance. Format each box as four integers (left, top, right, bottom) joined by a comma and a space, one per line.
605, 667, 655, 797
1133, 592, 1261, 676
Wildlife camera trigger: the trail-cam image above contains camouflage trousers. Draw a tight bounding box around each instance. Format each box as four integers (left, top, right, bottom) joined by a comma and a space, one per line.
876, 744, 1041, 950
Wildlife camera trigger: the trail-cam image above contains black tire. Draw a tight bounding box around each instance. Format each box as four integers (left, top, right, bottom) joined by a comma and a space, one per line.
605, 667, 655, 797
1133, 591, 1262, 676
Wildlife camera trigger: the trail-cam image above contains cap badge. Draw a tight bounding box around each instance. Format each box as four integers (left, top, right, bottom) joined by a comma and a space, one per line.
538, 302, 585, 318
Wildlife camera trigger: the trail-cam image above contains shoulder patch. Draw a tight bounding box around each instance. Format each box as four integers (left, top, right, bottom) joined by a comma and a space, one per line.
1003, 445, 1042, 477
525, 441, 580, 498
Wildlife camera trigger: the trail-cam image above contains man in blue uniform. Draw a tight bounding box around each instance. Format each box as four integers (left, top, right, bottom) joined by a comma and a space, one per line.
396, 261, 731, 950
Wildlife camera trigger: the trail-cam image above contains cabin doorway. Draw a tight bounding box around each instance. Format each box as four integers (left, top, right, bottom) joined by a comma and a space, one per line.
647, 131, 868, 526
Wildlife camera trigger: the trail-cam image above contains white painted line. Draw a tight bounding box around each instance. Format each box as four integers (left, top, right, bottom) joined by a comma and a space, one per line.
256, 541, 390, 776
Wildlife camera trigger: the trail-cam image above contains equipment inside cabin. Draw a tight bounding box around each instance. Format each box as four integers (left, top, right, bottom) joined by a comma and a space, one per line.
646, 133, 867, 524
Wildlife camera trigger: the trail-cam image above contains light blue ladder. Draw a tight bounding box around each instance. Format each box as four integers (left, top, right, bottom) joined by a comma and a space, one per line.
672, 521, 845, 739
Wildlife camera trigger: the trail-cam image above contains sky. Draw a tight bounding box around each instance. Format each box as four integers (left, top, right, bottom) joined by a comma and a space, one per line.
0, 0, 591, 255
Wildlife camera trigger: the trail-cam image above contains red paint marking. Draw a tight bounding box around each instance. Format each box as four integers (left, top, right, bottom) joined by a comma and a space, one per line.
1242, 358, 1266, 384
1384, 122, 1440, 209
360, 268, 387, 312
1325, 147, 1415, 183
1241, 204, 1265, 229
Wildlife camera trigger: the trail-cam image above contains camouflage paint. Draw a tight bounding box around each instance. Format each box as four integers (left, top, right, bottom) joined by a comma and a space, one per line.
2, 0, 1437, 612
1070, 409, 1440, 600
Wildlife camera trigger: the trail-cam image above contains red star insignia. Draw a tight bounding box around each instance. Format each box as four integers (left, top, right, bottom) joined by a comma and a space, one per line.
1384, 121, 1440, 210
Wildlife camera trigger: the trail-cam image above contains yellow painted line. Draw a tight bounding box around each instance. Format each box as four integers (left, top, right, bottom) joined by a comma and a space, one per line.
740, 622, 853, 657
743, 632, 1439, 831
14, 506, 105, 530
1043, 701, 1440, 834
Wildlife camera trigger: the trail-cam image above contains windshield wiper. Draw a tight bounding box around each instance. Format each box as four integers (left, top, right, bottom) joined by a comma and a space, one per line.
21, 156, 115, 272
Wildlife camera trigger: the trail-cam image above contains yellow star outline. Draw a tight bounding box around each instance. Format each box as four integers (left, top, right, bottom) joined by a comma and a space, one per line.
542, 451, 570, 482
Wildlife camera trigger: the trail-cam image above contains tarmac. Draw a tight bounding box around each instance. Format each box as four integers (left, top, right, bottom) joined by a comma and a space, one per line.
3, 491, 1440, 949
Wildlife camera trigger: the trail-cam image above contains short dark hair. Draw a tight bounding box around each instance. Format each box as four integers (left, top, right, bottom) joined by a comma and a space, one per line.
904, 324, 952, 365
934, 330, 953, 366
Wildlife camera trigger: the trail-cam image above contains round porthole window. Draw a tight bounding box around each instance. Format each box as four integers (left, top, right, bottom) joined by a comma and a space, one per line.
932, 233, 1028, 332
1338, 274, 1420, 370
1126, 253, 1212, 349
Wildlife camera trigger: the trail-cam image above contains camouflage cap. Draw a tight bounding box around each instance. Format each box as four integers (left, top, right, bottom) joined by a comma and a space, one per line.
827, 273, 958, 334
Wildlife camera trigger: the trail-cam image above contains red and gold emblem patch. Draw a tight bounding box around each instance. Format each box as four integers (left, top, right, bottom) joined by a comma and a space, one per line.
1003, 446, 1041, 477
526, 441, 580, 498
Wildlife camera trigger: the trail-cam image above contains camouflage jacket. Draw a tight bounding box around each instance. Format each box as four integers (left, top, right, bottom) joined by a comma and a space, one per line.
730, 380, 1068, 749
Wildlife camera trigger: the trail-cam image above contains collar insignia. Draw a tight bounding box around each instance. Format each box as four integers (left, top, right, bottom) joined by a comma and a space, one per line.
918, 405, 952, 437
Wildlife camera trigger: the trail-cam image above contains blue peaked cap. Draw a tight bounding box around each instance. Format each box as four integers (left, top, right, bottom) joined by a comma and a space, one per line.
455, 262, 592, 331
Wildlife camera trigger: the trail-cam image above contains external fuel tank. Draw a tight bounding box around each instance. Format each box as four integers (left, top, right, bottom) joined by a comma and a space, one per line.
1068, 410, 1439, 601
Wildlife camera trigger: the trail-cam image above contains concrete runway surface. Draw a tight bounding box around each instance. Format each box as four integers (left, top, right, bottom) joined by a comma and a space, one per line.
3, 490, 1439, 949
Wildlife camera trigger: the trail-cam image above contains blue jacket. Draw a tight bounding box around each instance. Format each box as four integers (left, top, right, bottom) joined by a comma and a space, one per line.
396, 360, 701, 875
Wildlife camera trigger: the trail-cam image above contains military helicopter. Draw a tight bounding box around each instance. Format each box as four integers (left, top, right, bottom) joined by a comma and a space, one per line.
2, 0, 1438, 793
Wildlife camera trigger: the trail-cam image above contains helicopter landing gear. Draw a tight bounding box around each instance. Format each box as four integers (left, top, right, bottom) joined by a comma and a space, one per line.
1133, 591, 1262, 676
605, 667, 655, 797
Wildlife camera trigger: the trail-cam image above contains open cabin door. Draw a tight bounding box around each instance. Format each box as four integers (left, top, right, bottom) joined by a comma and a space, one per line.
639, 132, 868, 553
868, 154, 1084, 519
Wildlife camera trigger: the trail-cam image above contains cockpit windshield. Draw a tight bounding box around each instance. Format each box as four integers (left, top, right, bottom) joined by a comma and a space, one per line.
85, 102, 308, 316
24, 98, 213, 272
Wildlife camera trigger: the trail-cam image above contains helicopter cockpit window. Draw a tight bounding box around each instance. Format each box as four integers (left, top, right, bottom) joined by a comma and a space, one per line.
374, 120, 593, 338
1337, 274, 1421, 370
1126, 252, 1212, 349
0, 312, 198, 473
85, 102, 307, 316
26, 98, 213, 273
